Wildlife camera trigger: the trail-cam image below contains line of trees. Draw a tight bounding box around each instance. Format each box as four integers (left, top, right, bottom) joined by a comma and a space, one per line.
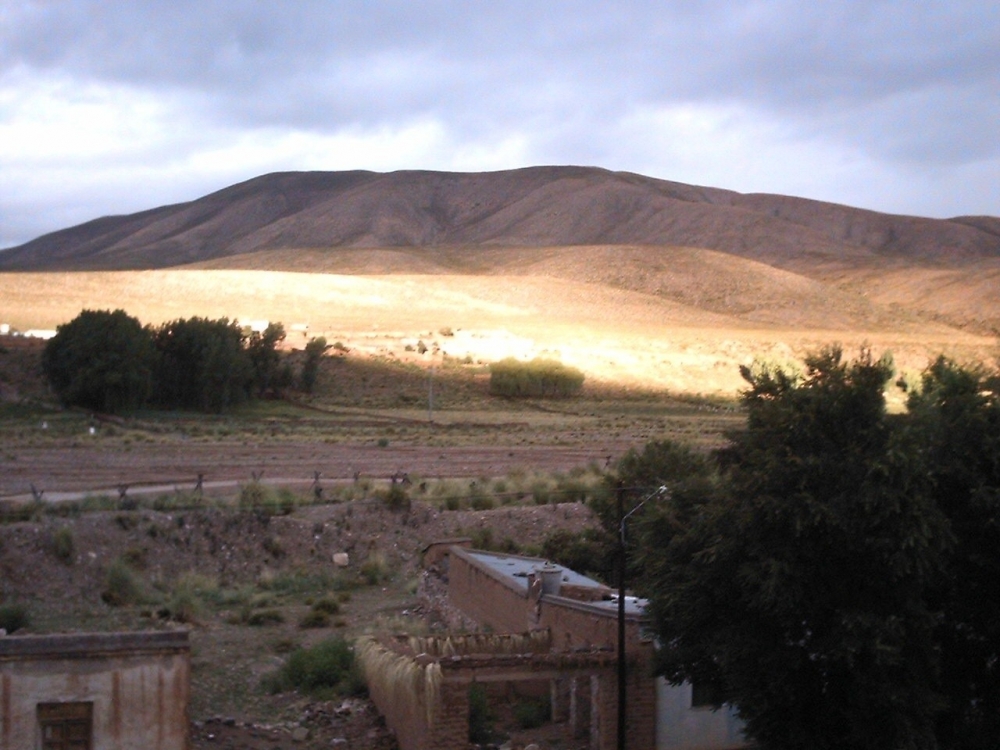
611, 347, 1000, 750
42, 309, 299, 413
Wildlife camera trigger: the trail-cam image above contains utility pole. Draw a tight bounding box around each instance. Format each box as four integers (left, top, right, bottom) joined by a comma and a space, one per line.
617, 484, 668, 750
427, 367, 435, 422
617, 481, 627, 750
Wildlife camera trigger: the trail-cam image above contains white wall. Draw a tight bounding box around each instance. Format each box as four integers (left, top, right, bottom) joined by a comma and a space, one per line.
656, 680, 747, 750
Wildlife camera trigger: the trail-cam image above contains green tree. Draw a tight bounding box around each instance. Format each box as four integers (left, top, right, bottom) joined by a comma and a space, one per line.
42, 308, 155, 413
247, 322, 287, 397
300, 336, 331, 393
904, 357, 1000, 749
152, 317, 253, 412
639, 348, 949, 750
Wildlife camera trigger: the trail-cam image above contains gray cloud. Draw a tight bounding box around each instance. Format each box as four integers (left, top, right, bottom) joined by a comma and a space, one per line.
1, 1, 997, 247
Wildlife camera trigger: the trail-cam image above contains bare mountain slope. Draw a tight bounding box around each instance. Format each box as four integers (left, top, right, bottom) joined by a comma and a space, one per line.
3, 167, 998, 272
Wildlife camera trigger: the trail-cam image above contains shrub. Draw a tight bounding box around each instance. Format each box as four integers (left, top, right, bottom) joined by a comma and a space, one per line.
470, 494, 495, 511
378, 483, 410, 512
0, 602, 29, 633
299, 610, 330, 629
101, 558, 147, 606
239, 483, 297, 516
468, 684, 495, 743
269, 637, 362, 697
488, 357, 584, 398
164, 572, 218, 623
246, 609, 285, 626
166, 586, 202, 624
531, 481, 551, 505
52, 526, 75, 564
312, 597, 341, 615
360, 553, 389, 586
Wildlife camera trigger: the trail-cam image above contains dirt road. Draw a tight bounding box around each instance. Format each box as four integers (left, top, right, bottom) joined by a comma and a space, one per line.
0, 440, 624, 500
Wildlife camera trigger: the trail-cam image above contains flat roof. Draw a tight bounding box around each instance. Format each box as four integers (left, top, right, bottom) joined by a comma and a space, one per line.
465, 550, 607, 593
462, 550, 647, 616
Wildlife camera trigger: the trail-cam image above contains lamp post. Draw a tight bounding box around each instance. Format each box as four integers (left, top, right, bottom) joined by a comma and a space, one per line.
617, 483, 668, 750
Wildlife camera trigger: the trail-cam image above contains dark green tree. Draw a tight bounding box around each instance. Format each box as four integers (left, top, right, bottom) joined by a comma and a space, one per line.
639, 348, 950, 750
904, 357, 1000, 749
152, 317, 253, 412
247, 322, 287, 397
300, 336, 331, 394
41, 308, 155, 413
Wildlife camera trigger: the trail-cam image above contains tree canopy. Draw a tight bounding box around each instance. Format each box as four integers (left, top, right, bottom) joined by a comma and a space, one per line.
42, 308, 156, 414
628, 347, 1000, 750
42, 311, 298, 414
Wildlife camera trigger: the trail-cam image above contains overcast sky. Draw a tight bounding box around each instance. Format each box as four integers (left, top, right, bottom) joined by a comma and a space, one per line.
2, 1, 998, 248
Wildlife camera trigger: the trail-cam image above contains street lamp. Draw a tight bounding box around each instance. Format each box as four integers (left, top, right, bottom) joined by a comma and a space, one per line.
617, 484, 668, 750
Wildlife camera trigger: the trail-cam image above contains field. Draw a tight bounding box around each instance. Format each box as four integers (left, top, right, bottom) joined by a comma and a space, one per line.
1, 267, 994, 398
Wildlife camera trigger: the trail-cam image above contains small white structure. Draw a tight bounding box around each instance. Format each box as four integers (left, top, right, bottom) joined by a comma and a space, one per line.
24, 329, 57, 340
0, 323, 10, 335
237, 319, 270, 333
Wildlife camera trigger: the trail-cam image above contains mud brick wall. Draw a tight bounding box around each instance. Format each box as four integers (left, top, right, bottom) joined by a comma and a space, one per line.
447, 549, 533, 633
426, 681, 470, 750
0, 631, 190, 750
538, 595, 646, 654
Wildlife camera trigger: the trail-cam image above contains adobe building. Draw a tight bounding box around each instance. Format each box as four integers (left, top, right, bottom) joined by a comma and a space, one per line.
0, 630, 190, 750
367, 543, 745, 750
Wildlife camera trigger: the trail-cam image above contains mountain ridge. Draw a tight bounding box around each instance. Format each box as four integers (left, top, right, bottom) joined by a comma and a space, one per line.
3, 166, 998, 272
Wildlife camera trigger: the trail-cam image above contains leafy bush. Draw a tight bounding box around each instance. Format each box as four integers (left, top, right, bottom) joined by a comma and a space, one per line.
468, 684, 495, 743
164, 572, 218, 623
470, 493, 495, 511
101, 558, 147, 606
299, 609, 330, 628
359, 553, 390, 585
312, 597, 341, 615
0, 602, 29, 633
378, 483, 410, 512
488, 357, 584, 398
52, 526, 74, 564
265, 637, 362, 697
239, 483, 297, 516
541, 528, 612, 582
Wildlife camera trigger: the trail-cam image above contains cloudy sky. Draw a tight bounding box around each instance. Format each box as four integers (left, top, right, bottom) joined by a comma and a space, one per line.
2, 1, 998, 248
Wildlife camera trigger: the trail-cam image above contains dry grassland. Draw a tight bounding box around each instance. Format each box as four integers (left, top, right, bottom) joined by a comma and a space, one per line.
1, 266, 994, 398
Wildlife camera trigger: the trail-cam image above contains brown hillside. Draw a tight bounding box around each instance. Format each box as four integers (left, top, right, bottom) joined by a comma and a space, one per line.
2, 167, 997, 392
3, 167, 998, 273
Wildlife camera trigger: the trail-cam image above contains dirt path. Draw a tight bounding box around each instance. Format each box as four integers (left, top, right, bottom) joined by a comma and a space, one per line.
0, 441, 623, 500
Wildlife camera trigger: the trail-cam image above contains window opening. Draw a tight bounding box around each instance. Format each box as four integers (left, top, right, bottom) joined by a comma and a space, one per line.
38, 702, 93, 750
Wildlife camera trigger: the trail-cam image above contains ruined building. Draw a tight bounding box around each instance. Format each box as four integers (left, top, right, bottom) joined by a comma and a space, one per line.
360, 543, 745, 750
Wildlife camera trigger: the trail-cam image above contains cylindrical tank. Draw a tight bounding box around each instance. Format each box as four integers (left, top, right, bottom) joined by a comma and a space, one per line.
537, 564, 562, 596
